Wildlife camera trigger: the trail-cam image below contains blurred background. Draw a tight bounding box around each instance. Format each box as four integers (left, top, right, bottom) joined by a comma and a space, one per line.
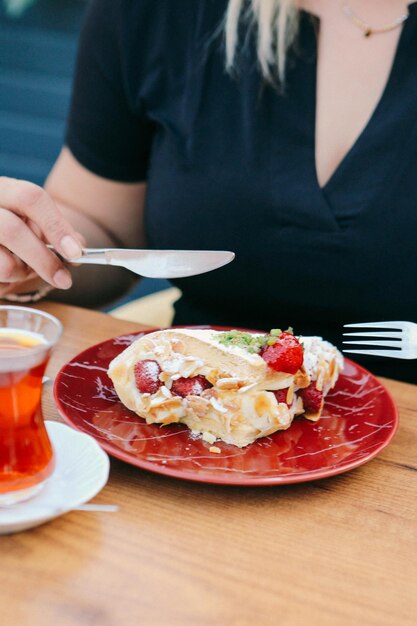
0, 0, 171, 313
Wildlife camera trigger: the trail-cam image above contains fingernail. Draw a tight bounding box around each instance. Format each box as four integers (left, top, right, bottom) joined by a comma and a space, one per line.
53, 268, 72, 290
60, 235, 82, 260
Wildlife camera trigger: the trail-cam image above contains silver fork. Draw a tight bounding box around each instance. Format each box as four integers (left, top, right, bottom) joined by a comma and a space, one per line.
343, 321, 417, 359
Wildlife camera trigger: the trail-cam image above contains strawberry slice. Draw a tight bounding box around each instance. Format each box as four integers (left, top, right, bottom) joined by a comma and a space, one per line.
261, 332, 303, 374
274, 389, 290, 406
299, 384, 323, 414
134, 359, 162, 394
171, 375, 212, 398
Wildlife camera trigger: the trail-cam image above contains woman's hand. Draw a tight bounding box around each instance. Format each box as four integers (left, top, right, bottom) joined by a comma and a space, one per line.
0, 177, 85, 298
0, 148, 147, 306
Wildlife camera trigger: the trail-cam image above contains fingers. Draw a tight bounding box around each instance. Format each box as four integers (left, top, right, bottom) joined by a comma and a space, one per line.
0, 177, 83, 260
0, 270, 48, 297
27, 219, 87, 249
0, 177, 86, 289
26, 218, 43, 240
0, 246, 32, 283
76, 231, 87, 248
0, 207, 72, 289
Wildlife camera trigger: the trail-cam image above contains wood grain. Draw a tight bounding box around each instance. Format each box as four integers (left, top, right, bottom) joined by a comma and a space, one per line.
1, 302, 417, 626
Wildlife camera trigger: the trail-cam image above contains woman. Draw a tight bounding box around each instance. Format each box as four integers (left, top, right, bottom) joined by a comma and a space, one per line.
0, 0, 416, 382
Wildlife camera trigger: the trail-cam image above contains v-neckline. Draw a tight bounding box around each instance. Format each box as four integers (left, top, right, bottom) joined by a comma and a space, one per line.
302, 3, 417, 194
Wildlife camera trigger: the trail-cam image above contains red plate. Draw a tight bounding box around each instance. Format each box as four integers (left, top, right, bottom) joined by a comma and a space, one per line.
53, 327, 398, 486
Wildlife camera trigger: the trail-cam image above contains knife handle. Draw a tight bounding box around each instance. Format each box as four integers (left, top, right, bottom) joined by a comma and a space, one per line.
46, 245, 110, 265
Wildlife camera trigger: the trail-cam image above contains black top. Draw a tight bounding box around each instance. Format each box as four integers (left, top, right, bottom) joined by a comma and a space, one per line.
66, 0, 417, 383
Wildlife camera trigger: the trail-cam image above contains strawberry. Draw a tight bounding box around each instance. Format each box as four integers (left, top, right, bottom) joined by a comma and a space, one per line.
274, 389, 290, 406
134, 359, 162, 394
171, 375, 212, 398
299, 384, 323, 414
260, 332, 303, 374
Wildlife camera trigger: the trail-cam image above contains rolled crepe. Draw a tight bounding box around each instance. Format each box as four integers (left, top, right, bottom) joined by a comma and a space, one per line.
108, 329, 343, 448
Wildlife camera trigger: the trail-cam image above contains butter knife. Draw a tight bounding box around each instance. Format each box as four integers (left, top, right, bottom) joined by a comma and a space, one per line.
48, 246, 235, 279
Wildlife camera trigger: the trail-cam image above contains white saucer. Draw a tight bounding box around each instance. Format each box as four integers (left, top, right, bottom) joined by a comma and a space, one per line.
0, 421, 110, 535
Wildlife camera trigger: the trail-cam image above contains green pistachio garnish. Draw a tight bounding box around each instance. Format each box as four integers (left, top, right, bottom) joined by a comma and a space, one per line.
216, 327, 295, 353
216, 330, 268, 353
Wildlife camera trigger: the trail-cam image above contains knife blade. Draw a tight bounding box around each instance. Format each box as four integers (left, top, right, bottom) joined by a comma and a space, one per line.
48, 246, 235, 279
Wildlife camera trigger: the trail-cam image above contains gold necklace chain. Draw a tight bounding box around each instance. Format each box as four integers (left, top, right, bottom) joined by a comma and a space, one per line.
342, 2, 409, 37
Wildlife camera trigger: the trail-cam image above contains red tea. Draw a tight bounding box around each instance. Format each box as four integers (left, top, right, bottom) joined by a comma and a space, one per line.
0, 329, 55, 496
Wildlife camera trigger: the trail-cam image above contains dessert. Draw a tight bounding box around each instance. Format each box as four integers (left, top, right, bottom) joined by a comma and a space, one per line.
108, 328, 344, 448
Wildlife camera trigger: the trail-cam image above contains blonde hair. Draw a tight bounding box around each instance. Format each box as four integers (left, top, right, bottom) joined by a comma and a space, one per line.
225, 0, 300, 84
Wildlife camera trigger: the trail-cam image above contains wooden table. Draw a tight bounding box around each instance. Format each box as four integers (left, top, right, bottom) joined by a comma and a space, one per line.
1, 302, 417, 626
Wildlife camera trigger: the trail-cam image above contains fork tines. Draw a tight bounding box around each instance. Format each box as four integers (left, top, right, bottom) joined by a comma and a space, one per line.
342, 321, 406, 359
344, 321, 405, 329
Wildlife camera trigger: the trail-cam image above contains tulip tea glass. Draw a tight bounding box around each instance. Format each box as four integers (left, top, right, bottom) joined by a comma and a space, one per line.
0, 306, 62, 505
